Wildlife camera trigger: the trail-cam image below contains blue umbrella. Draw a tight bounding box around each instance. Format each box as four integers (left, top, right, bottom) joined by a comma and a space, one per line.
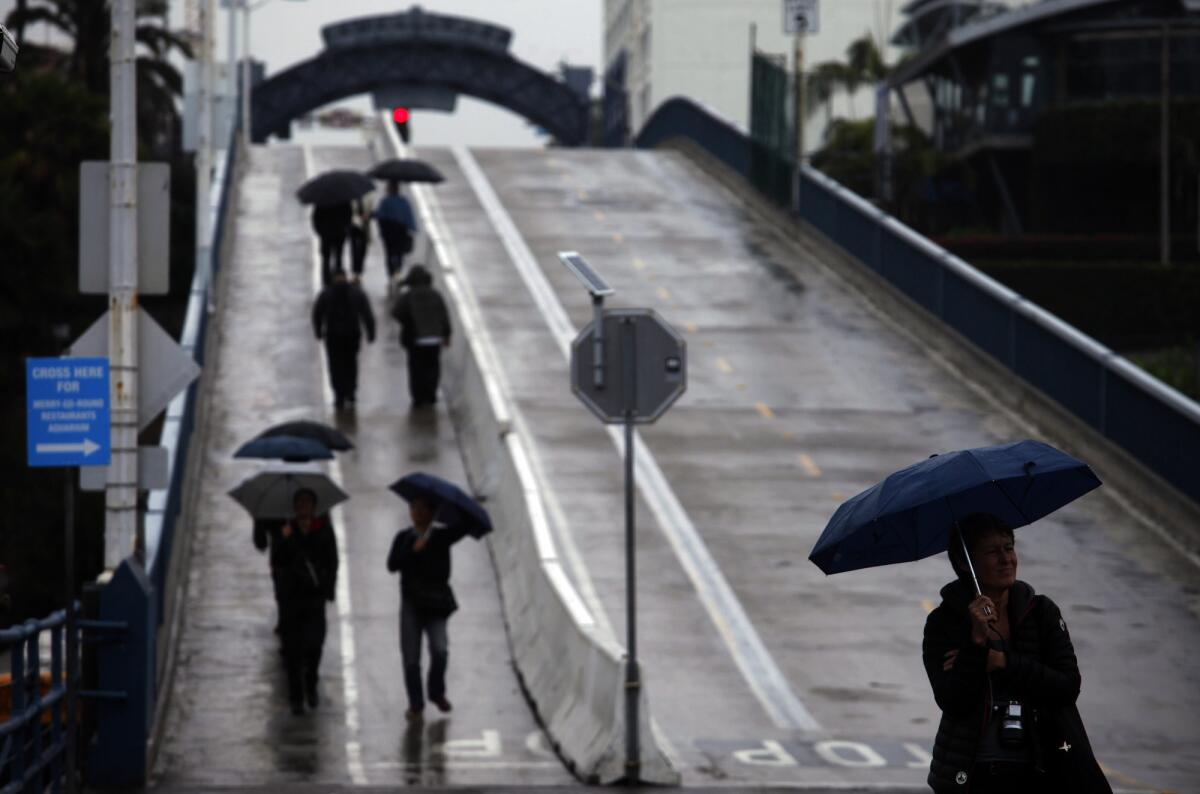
808, 440, 1101, 592
234, 434, 334, 462
389, 472, 492, 539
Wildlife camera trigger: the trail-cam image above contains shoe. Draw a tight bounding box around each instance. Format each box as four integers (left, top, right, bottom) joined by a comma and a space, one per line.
405, 708, 424, 722
290, 701, 305, 716
431, 697, 452, 713
307, 688, 319, 709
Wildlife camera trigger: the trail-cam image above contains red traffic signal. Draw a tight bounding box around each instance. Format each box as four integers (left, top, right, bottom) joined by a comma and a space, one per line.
392, 107, 411, 142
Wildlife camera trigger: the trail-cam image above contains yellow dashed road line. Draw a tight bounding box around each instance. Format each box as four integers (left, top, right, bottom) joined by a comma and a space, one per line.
798, 453, 822, 478
632, 257, 647, 271
755, 402, 775, 420
612, 232, 624, 244
594, 209, 607, 221
716, 357, 733, 374
683, 321, 698, 333
921, 599, 936, 614
656, 286, 672, 302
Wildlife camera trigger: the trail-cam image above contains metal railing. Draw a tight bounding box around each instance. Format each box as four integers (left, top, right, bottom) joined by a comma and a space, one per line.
636, 96, 1200, 509
0, 609, 75, 794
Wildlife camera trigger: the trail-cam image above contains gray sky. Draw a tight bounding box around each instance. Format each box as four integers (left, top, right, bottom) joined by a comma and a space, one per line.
1, 0, 601, 148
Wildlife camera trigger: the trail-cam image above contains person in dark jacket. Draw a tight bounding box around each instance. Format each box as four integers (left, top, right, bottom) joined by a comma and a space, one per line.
390, 265, 451, 407
312, 202, 353, 285
313, 271, 376, 409
386, 495, 471, 720
276, 488, 339, 715
252, 518, 287, 634
922, 513, 1110, 794
374, 181, 417, 279
348, 199, 371, 278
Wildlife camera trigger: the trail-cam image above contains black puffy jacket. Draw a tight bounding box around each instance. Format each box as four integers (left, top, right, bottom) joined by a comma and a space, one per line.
922, 579, 1084, 792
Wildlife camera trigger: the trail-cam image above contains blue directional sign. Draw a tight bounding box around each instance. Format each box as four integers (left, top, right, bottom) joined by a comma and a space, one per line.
26, 357, 111, 467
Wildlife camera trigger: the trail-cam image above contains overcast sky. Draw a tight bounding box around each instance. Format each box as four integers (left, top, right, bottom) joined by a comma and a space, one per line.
3, 0, 1018, 147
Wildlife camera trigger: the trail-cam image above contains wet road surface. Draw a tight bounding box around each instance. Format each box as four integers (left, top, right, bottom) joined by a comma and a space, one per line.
151, 144, 572, 789
412, 144, 1199, 792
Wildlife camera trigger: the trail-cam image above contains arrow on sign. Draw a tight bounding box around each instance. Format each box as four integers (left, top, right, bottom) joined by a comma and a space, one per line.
36, 440, 102, 456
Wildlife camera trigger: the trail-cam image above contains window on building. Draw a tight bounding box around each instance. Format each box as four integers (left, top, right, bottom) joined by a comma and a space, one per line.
992, 73, 1010, 107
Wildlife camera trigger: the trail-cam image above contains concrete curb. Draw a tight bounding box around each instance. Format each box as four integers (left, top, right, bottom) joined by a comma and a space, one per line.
366, 121, 679, 786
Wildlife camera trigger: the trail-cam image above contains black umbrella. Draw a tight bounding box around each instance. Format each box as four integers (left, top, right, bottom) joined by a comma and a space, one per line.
296, 170, 375, 206
234, 435, 334, 463
390, 472, 492, 538
256, 420, 354, 452
367, 158, 445, 184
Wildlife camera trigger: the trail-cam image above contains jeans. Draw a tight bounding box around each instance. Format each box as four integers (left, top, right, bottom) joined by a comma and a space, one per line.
400, 599, 449, 712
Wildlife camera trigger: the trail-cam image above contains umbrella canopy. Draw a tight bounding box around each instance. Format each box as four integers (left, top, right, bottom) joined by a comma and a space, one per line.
234, 434, 333, 462
256, 420, 354, 452
808, 440, 1101, 579
296, 170, 375, 206
367, 158, 445, 184
389, 472, 492, 538
228, 464, 348, 520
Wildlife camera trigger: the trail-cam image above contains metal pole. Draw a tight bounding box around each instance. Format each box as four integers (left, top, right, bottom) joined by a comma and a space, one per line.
592, 295, 605, 389
1160, 24, 1170, 267
63, 470, 76, 794
241, 0, 251, 146
226, 0, 237, 133
621, 319, 639, 781
792, 32, 805, 212
197, 0, 214, 311
106, 0, 139, 569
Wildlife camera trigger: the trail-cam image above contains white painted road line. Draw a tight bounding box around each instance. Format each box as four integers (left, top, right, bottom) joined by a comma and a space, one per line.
452, 145, 823, 733
302, 144, 368, 786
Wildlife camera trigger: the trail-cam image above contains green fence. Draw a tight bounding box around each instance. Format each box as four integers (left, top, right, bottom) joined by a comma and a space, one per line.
749, 52, 795, 207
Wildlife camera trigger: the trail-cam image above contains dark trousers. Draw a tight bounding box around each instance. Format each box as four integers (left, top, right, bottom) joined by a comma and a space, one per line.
319, 233, 347, 285
349, 227, 368, 276
968, 763, 1043, 794
281, 597, 326, 706
378, 221, 411, 278
406, 344, 441, 405
325, 335, 360, 405
400, 599, 449, 712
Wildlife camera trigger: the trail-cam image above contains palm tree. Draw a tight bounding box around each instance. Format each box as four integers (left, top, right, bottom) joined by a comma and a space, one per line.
5, 0, 192, 153
805, 33, 889, 121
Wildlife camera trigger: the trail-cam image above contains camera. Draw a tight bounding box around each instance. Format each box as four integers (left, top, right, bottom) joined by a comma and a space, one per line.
998, 701, 1025, 747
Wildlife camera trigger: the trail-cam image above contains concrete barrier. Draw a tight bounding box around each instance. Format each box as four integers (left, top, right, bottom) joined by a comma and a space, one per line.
367, 119, 679, 785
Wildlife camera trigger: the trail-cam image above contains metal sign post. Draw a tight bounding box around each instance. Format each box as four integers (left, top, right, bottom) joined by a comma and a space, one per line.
562, 252, 686, 782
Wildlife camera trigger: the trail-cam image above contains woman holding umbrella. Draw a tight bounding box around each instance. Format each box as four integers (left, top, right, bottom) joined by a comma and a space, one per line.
808, 440, 1111, 793
276, 487, 339, 716
386, 472, 491, 720
923, 513, 1110, 793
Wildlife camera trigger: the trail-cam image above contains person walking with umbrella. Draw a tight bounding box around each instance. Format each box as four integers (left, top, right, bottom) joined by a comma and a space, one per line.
386, 473, 492, 720
297, 170, 375, 285
808, 440, 1111, 793
313, 270, 376, 409
276, 487, 339, 715
373, 180, 418, 281
391, 265, 450, 407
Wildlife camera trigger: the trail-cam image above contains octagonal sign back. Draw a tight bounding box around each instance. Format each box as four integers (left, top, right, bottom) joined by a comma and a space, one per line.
571, 308, 687, 424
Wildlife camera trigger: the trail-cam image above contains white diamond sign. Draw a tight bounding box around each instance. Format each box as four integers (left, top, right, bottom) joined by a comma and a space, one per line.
69, 308, 201, 431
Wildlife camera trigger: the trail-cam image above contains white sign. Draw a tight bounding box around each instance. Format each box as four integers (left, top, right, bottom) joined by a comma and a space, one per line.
69, 308, 201, 431
79, 161, 171, 295
784, 0, 819, 34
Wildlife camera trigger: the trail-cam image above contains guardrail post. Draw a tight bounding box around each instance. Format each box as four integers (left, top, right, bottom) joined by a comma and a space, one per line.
84, 559, 155, 788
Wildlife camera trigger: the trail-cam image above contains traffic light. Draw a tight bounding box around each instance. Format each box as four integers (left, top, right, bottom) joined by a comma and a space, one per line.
392, 107, 410, 143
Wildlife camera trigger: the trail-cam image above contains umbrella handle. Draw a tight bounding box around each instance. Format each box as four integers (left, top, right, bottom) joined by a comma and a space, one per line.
955, 520, 984, 599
